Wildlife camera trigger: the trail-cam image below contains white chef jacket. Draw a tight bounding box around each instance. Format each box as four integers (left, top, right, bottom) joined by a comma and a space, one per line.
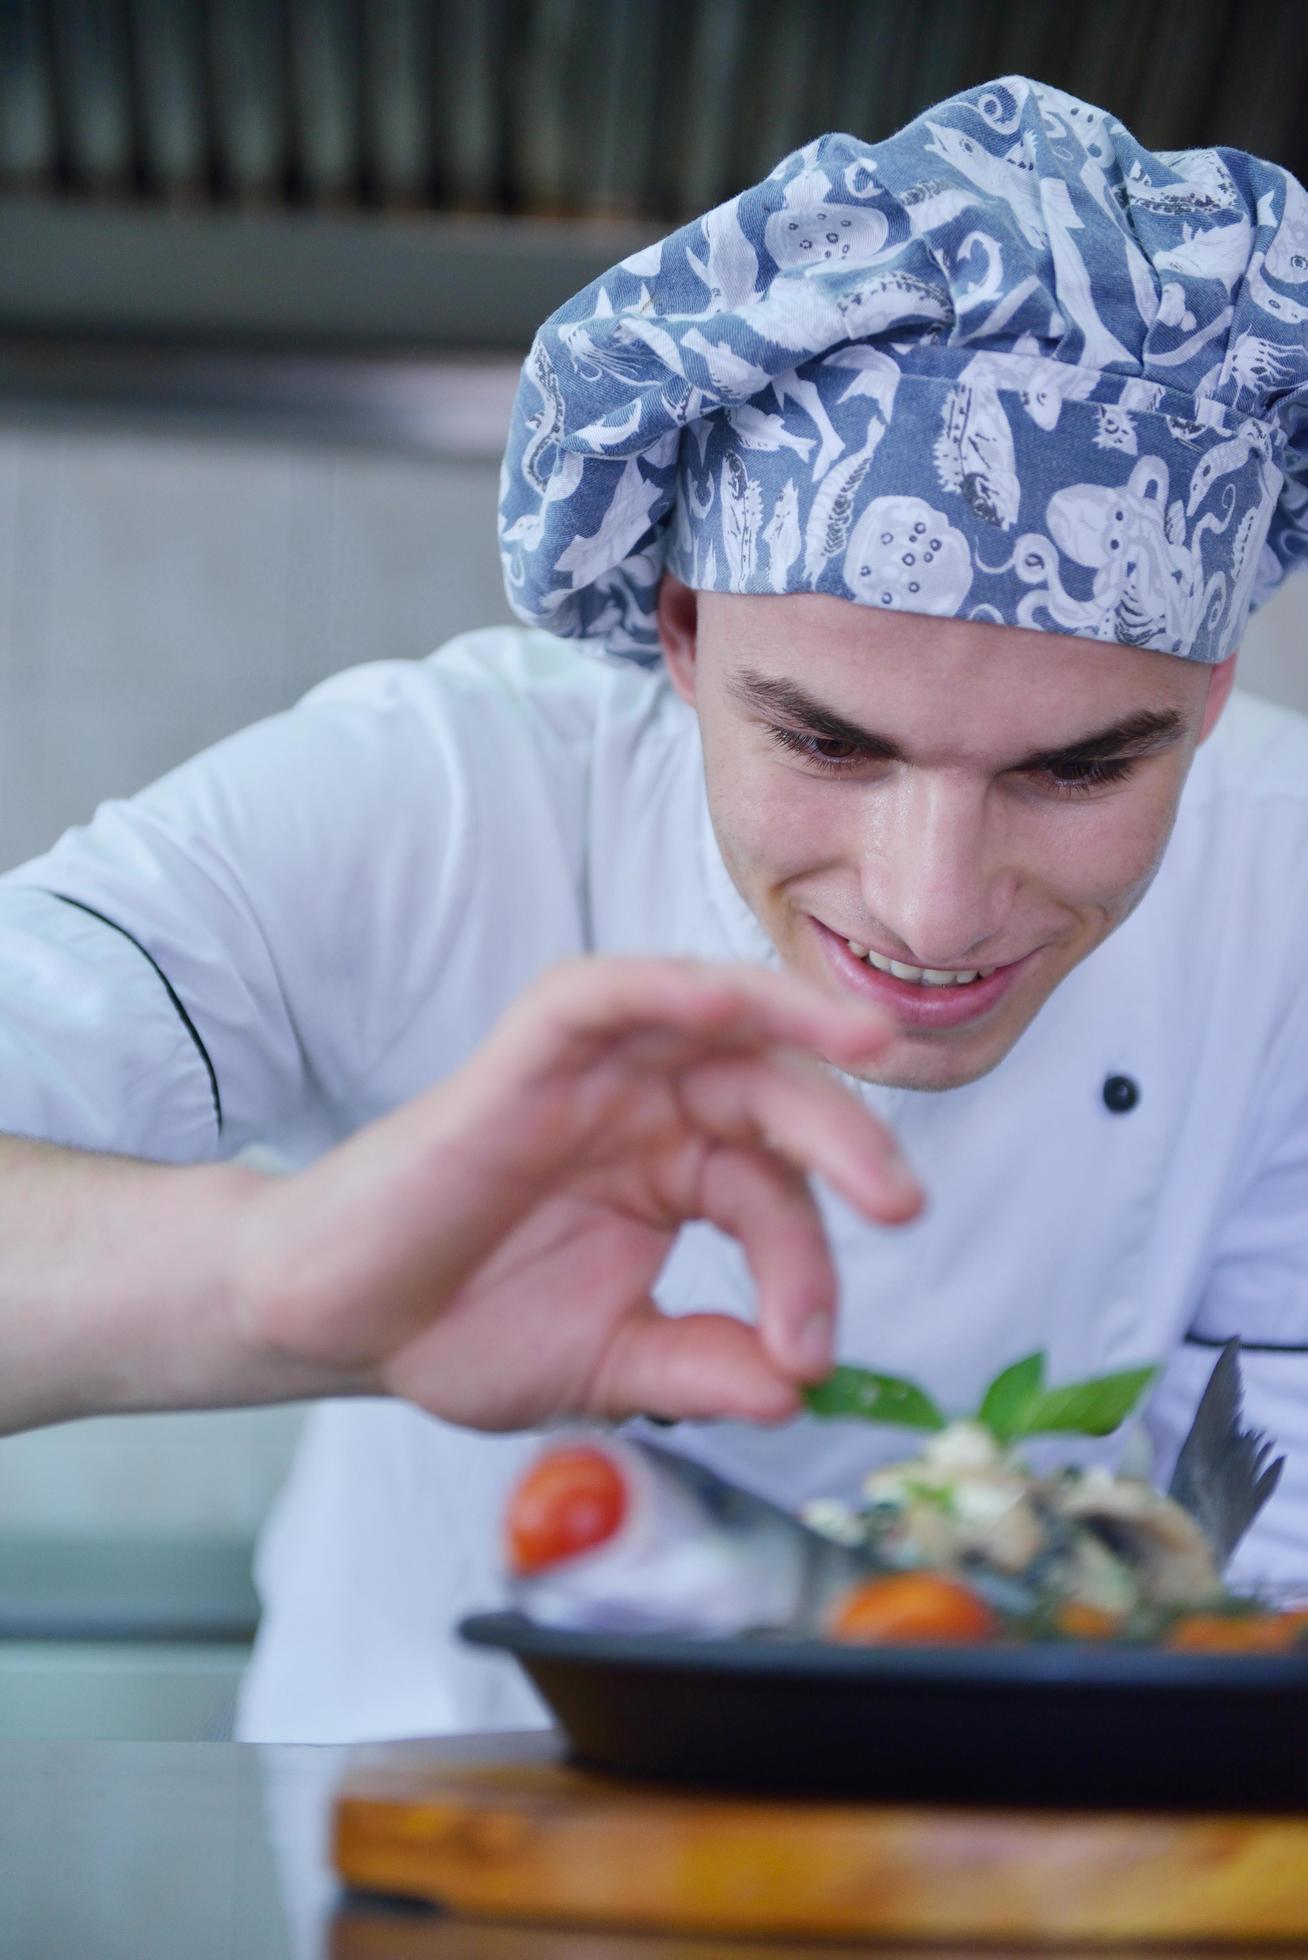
2, 625, 1308, 1743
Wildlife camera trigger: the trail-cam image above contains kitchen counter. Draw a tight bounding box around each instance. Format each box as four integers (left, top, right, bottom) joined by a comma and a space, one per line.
7, 1732, 863, 1960
0, 1733, 1297, 1959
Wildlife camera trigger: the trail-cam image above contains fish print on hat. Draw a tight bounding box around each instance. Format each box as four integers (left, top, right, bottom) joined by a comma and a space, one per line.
499, 75, 1308, 667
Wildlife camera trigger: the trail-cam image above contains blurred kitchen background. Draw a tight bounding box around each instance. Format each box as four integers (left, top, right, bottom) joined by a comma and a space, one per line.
0, 0, 1305, 1742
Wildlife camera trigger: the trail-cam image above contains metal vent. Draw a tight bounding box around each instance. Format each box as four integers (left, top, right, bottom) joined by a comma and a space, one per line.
1, 0, 1304, 375
3, 0, 1306, 220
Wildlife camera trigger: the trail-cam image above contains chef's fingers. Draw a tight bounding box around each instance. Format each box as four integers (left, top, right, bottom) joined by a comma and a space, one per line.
695, 1141, 838, 1380
493, 954, 898, 1080
588, 1304, 802, 1425
677, 1047, 924, 1226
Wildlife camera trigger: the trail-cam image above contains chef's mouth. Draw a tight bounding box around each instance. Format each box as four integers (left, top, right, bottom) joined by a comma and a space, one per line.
807, 915, 1037, 1029
810, 917, 1022, 983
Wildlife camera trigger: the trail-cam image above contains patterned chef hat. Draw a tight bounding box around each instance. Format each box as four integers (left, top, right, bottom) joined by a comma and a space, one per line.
497, 75, 1308, 668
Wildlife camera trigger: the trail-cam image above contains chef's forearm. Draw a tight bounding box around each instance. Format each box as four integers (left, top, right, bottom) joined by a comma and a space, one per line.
0, 1135, 361, 1435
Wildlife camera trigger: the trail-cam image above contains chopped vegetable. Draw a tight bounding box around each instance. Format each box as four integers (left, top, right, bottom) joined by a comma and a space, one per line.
826, 1572, 999, 1645
1165, 1609, 1308, 1654
1049, 1601, 1125, 1642
505, 1445, 628, 1576
800, 1419, 1224, 1627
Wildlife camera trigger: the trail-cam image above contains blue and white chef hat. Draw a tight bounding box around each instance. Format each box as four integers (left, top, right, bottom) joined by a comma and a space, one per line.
497, 75, 1308, 668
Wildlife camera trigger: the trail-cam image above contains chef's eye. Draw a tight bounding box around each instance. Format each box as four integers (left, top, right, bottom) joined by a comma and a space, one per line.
766, 725, 867, 774
1035, 756, 1137, 797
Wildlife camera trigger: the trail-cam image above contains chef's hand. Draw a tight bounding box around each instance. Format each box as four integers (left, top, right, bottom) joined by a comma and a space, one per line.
233, 957, 923, 1429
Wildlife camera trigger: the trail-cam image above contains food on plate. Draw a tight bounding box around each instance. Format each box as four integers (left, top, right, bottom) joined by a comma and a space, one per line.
1166, 1339, 1287, 1565
1164, 1608, 1308, 1654
825, 1571, 999, 1644
1047, 1600, 1124, 1641
801, 1344, 1289, 1631
499, 1342, 1295, 1649
506, 1444, 629, 1575
503, 1434, 872, 1636
805, 1417, 1224, 1623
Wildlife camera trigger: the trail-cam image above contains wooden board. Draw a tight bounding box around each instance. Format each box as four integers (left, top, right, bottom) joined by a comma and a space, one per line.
333, 1733, 1308, 1945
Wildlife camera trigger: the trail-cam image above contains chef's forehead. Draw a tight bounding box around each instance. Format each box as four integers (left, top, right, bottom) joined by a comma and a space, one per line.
690, 584, 1212, 681
688, 588, 1213, 749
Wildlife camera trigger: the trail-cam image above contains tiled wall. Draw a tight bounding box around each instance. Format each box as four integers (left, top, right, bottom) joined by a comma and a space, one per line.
0, 416, 1302, 1541
0, 419, 515, 871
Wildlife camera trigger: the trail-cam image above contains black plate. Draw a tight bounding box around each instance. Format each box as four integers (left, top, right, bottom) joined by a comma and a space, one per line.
461, 1610, 1308, 1809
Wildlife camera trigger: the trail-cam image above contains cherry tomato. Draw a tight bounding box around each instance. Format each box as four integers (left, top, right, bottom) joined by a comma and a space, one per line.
1165, 1610, 1307, 1654
505, 1445, 629, 1576
826, 1572, 998, 1645
1050, 1601, 1125, 1642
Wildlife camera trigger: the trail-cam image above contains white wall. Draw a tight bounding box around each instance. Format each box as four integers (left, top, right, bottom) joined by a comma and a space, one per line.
0, 416, 1302, 1544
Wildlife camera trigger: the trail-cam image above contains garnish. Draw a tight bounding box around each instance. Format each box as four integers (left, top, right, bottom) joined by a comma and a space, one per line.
803, 1365, 946, 1432
804, 1350, 1158, 1444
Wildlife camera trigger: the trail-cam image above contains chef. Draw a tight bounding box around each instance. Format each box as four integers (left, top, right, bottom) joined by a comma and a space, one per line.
0, 76, 1306, 1743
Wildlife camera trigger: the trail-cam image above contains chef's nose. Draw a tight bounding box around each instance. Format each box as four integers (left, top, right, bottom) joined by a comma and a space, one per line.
861, 772, 1012, 968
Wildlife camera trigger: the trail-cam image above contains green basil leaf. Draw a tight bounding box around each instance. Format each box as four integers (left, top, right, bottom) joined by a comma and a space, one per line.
804, 1365, 946, 1431
976, 1351, 1046, 1443
1014, 1364, 1159, 1439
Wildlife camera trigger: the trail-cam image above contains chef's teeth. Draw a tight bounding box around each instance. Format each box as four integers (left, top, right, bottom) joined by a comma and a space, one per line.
862, 947, 994, 987
847, 940, 868, 957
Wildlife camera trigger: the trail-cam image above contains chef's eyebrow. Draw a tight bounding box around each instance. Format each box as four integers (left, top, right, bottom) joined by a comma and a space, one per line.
726, 670, 1188, 772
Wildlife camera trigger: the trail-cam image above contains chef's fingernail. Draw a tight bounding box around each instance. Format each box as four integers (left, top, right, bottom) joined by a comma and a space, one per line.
892, 1168, 925, 1207
796, 1312, 833, 1375
883, 1144, 919, 1188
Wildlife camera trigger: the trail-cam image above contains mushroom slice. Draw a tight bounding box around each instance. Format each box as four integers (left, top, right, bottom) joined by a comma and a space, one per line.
1051, 1471, 1221, 1607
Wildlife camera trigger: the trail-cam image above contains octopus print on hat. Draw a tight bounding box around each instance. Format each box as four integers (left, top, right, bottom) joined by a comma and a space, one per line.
498, 75, 1308, 668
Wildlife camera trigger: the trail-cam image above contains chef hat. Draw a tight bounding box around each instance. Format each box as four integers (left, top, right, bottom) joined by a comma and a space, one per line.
497, 75, 1308, 669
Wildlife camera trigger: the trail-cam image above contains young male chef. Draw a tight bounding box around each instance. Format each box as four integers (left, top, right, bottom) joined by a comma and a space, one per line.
0, 76, 1305, 1742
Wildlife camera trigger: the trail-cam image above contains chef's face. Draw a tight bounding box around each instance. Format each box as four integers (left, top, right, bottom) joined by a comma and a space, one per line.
658, 577, 1237, 1091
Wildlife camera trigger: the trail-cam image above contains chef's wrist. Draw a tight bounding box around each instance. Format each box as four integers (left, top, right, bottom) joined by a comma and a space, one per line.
221, 1162, 387, 1408
91, 1157, 374, 1419
0, 1142, 367, 1435
37, 1154, 380, 1424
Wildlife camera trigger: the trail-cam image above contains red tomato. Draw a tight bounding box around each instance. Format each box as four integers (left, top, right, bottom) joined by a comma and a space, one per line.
826, 1572, 998, 1645
505, 1445, 629, 1576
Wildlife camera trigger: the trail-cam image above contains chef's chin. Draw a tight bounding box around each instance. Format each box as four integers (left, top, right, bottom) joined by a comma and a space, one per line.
785, 913, 1059, 1093
837, 949, 1069, 1092
839, 1023, 1024, 1094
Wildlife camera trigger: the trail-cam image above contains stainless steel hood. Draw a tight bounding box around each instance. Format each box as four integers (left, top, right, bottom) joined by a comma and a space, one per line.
2, 0, 1304, 354
1, 0, 1303, 445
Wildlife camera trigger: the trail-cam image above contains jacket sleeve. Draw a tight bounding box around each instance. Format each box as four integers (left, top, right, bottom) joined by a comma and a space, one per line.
0, 885, 223, 1162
